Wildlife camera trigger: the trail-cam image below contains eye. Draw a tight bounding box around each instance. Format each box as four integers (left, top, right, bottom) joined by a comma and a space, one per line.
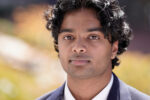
88, 35, 100, 40
63, 35, 74, 40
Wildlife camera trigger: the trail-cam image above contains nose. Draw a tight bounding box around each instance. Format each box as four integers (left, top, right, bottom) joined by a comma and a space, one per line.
72, 39, 86, 54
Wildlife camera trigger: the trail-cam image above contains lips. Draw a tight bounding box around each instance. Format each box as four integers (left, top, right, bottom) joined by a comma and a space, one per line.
69, 59, 91, 66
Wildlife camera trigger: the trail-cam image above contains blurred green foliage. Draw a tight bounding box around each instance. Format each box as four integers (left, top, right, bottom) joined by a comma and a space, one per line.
0, 18, 14, 35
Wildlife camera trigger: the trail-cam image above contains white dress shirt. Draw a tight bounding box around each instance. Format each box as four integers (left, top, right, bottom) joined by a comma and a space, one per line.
64, 75, 114, 100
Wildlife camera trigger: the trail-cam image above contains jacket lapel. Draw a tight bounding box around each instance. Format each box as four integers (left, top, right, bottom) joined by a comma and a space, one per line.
119, 79, 132, 100
108, 73, 131, 100
107, 73, 120, 100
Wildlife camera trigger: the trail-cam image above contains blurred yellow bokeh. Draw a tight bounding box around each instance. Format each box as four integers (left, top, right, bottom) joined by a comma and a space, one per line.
13, 4, 57, 58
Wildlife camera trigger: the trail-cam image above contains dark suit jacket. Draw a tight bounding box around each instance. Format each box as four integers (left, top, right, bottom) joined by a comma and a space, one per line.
37, 74, 150, 100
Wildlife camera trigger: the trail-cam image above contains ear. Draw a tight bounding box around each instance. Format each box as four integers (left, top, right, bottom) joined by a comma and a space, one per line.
111, 41, 118, 59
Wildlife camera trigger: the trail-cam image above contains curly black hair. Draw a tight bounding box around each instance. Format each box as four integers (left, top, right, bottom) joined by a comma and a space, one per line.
45, 0, 132, 69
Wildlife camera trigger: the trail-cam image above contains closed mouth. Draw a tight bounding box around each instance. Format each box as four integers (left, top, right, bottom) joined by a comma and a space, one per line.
69, 59, 91, 66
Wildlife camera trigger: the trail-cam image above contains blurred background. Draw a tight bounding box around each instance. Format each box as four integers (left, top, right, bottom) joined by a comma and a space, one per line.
0, 0, 150, 99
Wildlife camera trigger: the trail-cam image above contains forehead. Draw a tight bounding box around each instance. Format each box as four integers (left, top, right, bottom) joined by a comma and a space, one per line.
60, 8, 101, 30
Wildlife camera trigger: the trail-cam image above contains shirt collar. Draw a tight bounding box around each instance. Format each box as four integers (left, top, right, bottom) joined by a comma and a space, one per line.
64, 81, 75, 100
64, 74, 114, 100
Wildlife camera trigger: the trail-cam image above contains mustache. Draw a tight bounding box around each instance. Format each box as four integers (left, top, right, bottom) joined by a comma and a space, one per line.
69, 53, 91, 60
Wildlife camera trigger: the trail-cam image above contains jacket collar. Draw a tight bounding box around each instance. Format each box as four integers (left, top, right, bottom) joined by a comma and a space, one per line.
47, 83, 65, 100
46, 73, 132, 100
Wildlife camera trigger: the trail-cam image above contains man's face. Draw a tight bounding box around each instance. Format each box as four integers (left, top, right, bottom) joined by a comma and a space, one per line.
58, 8, 118, 79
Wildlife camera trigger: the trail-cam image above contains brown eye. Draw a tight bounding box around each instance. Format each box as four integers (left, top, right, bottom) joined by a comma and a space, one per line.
64, 35, 74, 40
88, 35, 100, 40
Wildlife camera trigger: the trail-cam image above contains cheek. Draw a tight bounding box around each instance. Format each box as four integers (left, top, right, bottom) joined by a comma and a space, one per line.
59, 46, 66, 59
58, 43, 70, 63
91, 50, 112, 71
59, 50, 67, 68
59, 44, 70, 56
91, 45, 112, 61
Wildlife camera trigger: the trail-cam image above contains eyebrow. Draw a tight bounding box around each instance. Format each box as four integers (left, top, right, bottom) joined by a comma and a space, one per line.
87, 27, 104, 32
59, 27, 104, 33
59, 29, 73, 33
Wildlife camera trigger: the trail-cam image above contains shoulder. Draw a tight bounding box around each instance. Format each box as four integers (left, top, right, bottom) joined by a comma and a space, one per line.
119, 79, 150, 100
36, 83, 65, 100
127, 85, 150, 100
36, 89, 56, 100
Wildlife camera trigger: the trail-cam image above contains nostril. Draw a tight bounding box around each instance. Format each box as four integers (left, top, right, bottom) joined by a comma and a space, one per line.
72, 45, 86, 53
72, 48, 86, 53
80, 49, 84, 52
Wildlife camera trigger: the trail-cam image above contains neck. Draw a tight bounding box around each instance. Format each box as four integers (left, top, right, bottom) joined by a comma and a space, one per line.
67, 71, 112, 100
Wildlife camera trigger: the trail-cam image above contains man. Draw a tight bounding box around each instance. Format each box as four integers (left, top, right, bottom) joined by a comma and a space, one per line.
37, 0, 150, 100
